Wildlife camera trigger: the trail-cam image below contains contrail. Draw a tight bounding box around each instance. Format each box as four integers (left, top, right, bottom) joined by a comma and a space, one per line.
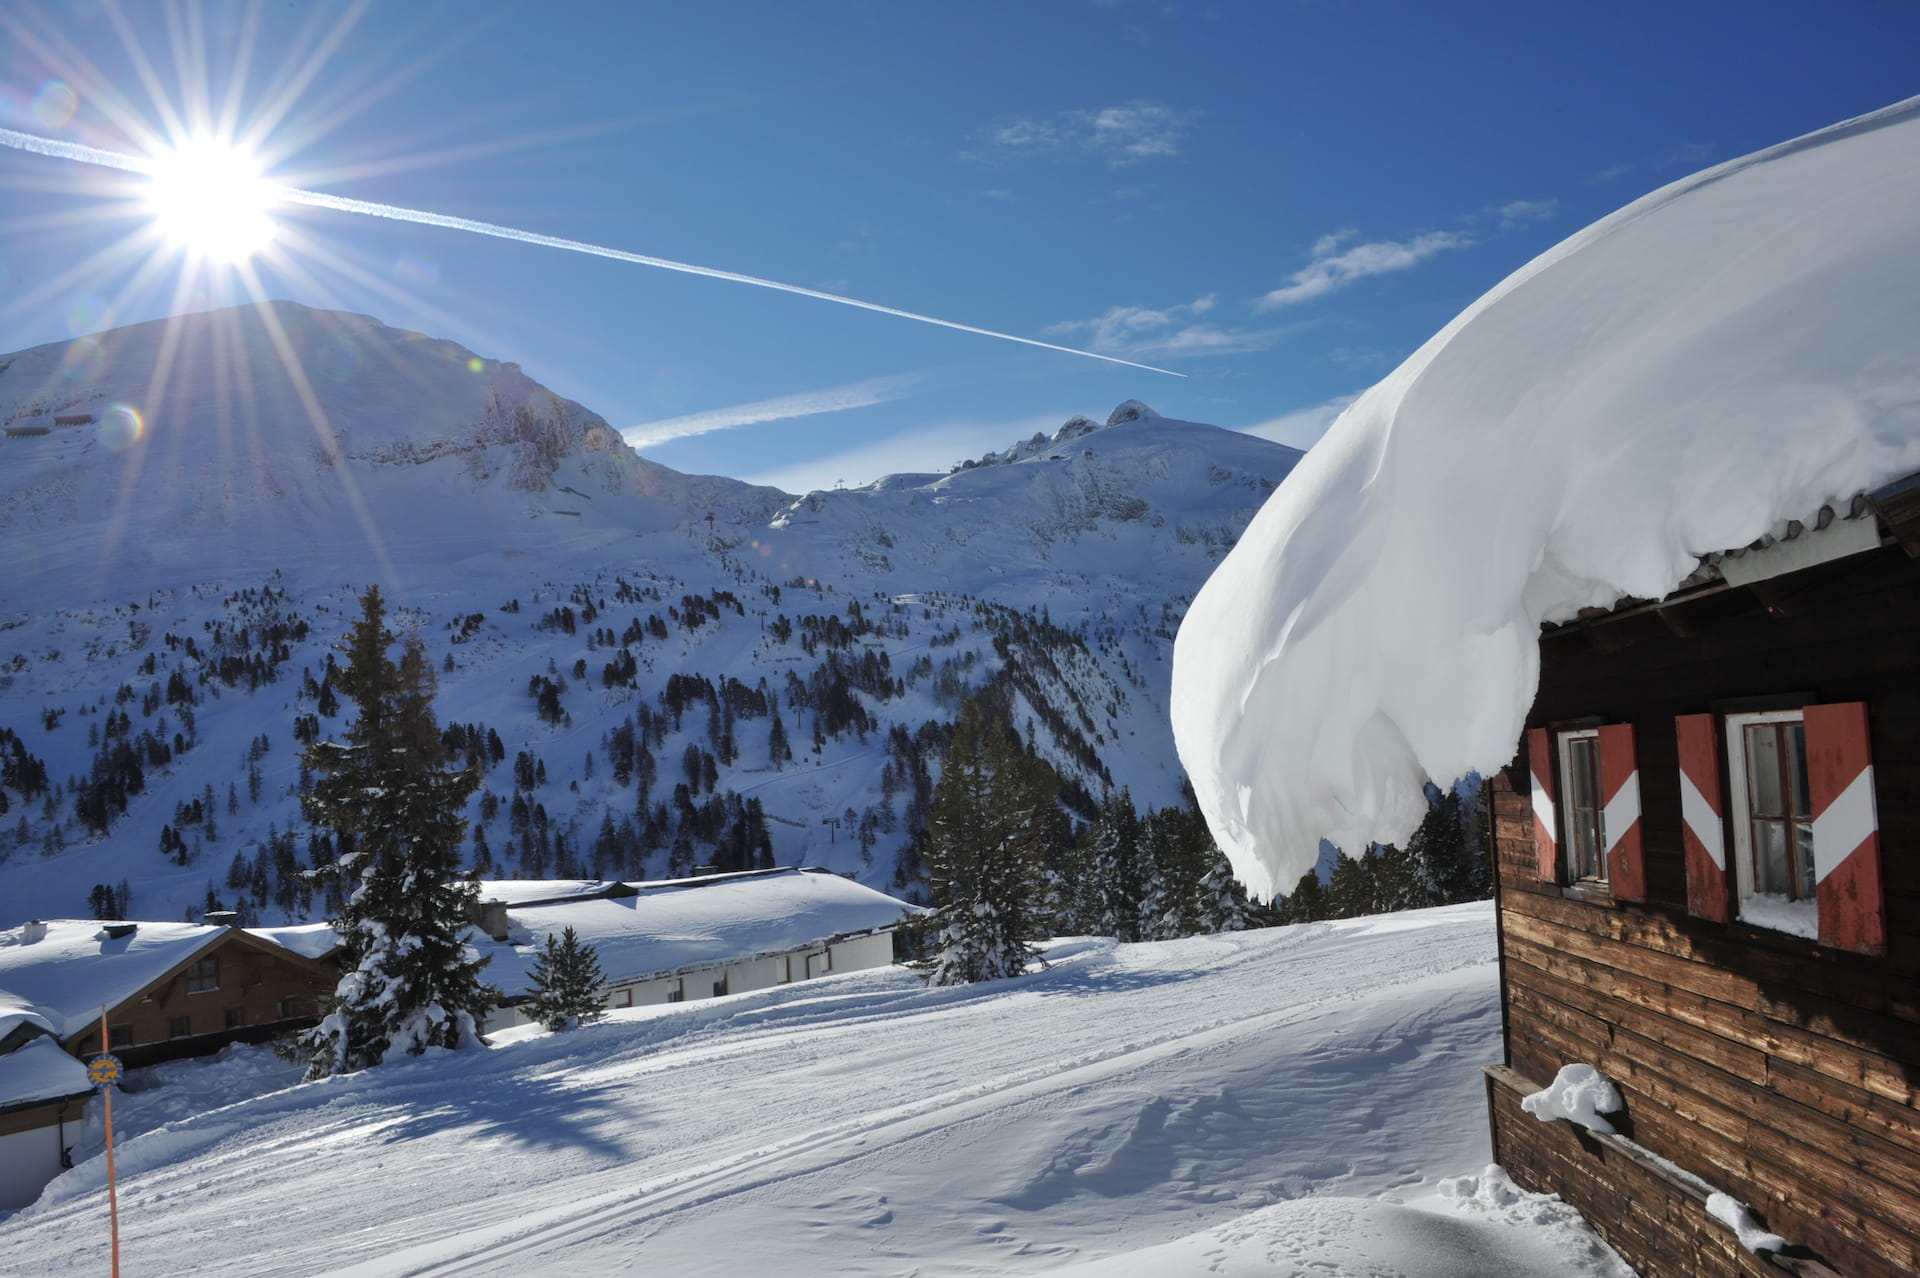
1, 126, 1185, 378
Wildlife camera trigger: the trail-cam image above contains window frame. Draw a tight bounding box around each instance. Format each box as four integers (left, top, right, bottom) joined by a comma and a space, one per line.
1724, 707, 1817, 936
185, 956, 219, 994
1556, 728, 1607, 884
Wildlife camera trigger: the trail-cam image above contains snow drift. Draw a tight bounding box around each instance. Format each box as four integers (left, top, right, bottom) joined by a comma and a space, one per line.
1172, 95, 1920, 899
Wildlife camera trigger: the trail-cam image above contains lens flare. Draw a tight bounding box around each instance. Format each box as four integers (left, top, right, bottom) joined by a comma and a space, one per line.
144, 137, 278, 263
61, 336, 105, 382
30, 82, 78, 129
97, 404, 143, 450
68, 294, 114, 336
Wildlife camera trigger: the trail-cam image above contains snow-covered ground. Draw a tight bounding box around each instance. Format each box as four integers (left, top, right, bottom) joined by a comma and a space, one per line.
0, 904, 1629, 1277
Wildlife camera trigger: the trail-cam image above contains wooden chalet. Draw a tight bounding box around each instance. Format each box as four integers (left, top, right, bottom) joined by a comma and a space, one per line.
1485, 473, 1920, 1276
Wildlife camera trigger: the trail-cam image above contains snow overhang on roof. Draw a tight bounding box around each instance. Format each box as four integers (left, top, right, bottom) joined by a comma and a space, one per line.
1171, 94, 1920, 901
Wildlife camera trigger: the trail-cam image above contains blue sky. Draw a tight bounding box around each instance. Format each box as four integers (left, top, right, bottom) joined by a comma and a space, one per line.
2, 2, 1917, 493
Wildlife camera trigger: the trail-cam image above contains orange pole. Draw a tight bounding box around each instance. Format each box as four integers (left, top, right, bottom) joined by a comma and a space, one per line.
98, 1006, 120, 1278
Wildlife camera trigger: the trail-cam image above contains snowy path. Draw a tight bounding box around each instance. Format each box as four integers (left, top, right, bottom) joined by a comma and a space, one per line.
0, 905, 1624, 1276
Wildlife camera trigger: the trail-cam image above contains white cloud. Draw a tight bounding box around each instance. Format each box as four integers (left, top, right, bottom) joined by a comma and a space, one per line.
1046, 295, 1293, 359
1586, 162, 1634, 185
1238, 391, 1362, 450
974, 100, 1200, 167
742, 414, 1064, 495
1255, 230, 1474, 311
1494, 198, 1557, 231
623, 374, 920, 452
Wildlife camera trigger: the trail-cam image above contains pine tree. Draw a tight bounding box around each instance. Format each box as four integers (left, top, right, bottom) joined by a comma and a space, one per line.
296, 586, 496, 1078
916, 693, 1056, 985
523, 926, 607, 1031
1073, 787, 1147, 942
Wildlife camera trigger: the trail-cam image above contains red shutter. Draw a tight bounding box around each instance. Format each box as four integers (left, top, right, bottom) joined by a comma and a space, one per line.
1675, 714, 1730, 922
1527, 728, 1557, 881
1805, 701, 1885, 955
1598, 724, 1646, 902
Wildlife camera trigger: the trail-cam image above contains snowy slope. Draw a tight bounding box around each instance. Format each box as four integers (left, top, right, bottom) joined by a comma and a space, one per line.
1173, 94, 1920, 898
0, 303, 1300, 926
0, 903, 1628, 1277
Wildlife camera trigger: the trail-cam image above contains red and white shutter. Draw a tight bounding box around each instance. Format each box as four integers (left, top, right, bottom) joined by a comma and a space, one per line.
1526, 728, 1557, 881
1597, 724, 1646, 902
1805, 701, 1885, 955
1674, 714, 1730, 922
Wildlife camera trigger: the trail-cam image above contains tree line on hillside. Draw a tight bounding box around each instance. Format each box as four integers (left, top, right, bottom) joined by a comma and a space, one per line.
914, 689, 1491, 985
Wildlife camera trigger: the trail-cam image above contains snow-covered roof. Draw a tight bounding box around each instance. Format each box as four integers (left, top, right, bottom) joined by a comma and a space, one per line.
0, 1037, 93, 1113
244, 922, 343, 961
482, 868, 920, 997
0, 920, 230, 1039
471, 879, 635, 908
0, 993, 58, 1052
1172, 94, 1920, 900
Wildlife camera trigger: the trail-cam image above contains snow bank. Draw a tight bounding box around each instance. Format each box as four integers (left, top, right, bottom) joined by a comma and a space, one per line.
1172, 95, 1920, 897
1520, 1063, 1622, 1135
1049, 1166, 1632, 1277
1706, 1191, 1789, 1254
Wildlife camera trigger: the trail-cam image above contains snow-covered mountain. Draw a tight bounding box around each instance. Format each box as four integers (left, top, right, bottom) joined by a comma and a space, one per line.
0, 301, 1299, 927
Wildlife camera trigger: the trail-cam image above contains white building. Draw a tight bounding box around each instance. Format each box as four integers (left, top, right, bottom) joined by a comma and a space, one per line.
476, 867, 921, 1029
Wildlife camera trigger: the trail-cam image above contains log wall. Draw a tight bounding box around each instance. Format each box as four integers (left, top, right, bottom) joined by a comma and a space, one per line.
1491, 543, 1920, 1278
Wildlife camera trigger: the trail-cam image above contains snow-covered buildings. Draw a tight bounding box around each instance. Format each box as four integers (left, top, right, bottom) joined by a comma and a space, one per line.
474, 867, 919, 1029
1172, 96, 1920, 1277
0, 917, 336, 1208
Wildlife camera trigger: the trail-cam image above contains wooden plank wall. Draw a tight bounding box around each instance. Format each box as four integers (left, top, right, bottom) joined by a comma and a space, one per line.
1491, 544, 1920, 1278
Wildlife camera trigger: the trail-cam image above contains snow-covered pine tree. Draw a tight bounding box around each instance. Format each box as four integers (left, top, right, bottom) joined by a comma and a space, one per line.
1074, 787, 1145, 941
916, 693, 1054, 984
524, 926, 607, 1031
1193, 846, 1256, 934
296, 586, 496, 1078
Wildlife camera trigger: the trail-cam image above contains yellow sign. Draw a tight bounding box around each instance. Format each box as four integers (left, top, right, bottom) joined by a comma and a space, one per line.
87, 1054, 123, 1090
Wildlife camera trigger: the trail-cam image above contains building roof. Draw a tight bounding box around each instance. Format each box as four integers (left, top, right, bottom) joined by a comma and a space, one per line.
0, 920, 232, 1040
481, 867, 920, 998
0, 1037, 93, 1115
244, 922, 343, 961
471, 878, 637, 908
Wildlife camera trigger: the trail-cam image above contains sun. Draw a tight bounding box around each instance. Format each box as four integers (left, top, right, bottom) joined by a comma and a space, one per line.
143, 137, 280, 264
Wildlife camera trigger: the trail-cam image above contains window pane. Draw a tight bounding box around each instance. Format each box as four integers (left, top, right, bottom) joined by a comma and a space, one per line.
1796, 823, 1816, 900
1787, 724, 1810, 821
1567, 738, 1596, 811
1754, 819, 1789, 895
1746, 725, 1783, 818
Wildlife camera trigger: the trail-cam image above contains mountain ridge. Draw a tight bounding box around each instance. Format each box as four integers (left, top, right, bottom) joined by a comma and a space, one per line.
0, 301, 1301, 927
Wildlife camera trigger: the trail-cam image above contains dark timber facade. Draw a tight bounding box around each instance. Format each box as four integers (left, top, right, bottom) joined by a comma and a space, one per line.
1486, 477, 1920, 1278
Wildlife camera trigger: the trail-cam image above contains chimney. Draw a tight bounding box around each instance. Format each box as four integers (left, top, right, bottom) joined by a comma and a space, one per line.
474, 899, 510, 943
204, 910, 240, 928
101, 922, 138, 940
20, 920, 47, 944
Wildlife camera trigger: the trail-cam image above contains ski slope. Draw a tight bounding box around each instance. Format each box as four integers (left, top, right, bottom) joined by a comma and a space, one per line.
0, 904, 1629, 1276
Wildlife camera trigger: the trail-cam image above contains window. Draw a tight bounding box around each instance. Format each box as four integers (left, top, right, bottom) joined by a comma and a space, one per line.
274, 998, 297, 1021
168, 1016, 192, 1039
224, 1007, 246, 1030
1726, 709, 1817, 936
610, 988, 632, 1008
185, 956, 219, 993
108, 1024, 134, 1048
712, 974, 729, 998
1557, 730, 1606, 882
666, 979, 684, 1004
